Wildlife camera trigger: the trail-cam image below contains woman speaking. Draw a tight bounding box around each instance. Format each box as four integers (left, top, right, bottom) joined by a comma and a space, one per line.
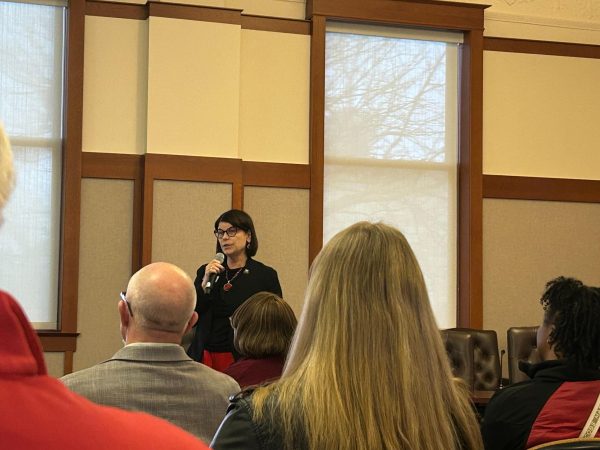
187, 209, 282, 372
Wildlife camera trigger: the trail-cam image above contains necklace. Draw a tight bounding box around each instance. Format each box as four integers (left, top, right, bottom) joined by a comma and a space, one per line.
223, 267, 244, 292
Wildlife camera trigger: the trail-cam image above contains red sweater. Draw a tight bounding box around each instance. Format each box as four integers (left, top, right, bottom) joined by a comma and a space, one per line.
224, 356, 285, 388
0, 290, 210, 450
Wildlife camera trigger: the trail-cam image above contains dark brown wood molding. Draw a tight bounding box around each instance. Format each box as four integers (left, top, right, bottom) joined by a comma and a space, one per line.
38, 332, 79, 352
308, 15, 326, 265
306, 0, 487, 31
483, 175, 600, 203
149, 2, 241, 25
60, 0, 85, 334
484, 37, 600, 59
243, 162, 310, 188
242, 15, 310, 35
82, 152, 143, 179
458, 30, 484, 329
85, 0, 148, 20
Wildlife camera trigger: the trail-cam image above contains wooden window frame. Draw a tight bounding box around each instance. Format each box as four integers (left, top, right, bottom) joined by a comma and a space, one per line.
306, 0, 487, 327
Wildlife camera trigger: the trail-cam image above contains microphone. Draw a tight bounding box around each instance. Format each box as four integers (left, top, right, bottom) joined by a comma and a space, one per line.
204, 252, 225, 294
243, 269, 249, 275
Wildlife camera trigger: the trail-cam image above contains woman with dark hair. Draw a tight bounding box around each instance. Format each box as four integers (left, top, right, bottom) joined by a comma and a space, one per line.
187, 210, 282, 371
225, 291, 297, 388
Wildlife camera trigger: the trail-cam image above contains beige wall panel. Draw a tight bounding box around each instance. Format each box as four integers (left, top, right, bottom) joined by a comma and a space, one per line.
483, 199, 600, 371
44, 352, 65, 378
239, 30, 310, 164
244, 187, 309, 317
483, 51, 600, 180
83, 16, 148, 155
227, 0, 305, 20
75, 179, 134, 371
147, 17, 240, 157
151, 180, 232, 280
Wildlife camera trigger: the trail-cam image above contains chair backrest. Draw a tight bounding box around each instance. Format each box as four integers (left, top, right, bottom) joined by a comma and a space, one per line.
441, 329, 474, 389
528, 438, 600, 449
507, 326, 541, 384
449, 328, 501, 391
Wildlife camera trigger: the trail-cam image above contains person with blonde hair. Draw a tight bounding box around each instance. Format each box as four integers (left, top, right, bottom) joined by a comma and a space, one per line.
211, 221, 483, 450
224, 291, 297, 387
0, 123, 15, 224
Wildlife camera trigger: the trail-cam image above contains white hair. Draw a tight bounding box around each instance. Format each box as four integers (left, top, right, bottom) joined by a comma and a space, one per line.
0, 123, 15, 222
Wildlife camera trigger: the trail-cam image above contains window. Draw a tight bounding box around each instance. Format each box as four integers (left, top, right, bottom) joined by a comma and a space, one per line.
323, 23, 461, 327
0, 0, 66, 328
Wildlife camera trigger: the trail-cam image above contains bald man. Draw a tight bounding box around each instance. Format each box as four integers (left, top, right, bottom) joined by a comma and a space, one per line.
62, 262, 239, 443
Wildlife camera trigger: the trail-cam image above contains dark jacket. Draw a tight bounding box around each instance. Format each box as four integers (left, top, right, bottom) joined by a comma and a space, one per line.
187, 258, 282, 362
481, 360, 600, 450
210, 391, 292, 450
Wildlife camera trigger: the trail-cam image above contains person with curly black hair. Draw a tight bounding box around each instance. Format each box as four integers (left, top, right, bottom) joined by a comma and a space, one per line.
482, 276, 600, 450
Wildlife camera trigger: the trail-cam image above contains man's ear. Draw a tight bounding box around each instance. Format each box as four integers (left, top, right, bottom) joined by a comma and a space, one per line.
184, 311, 198, 334
118, 300, 130, 328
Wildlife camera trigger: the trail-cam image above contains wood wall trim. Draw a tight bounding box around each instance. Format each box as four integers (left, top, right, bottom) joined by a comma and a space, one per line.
484, 37, 600, 59
458, 30, 484, 329
85, 0, 148, 20
148, 2, 241, 25
242, 15, 310, 35
243, 162, 310, 188
82, 152, 143, 179
38, 332, 79, 352
306, 0, 487, 30
483, 175, 600, 203
308, 15, 326, 265
60, 0, 85, 334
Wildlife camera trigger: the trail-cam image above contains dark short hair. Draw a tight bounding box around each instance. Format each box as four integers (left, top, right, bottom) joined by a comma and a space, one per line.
214, 209, 258, 257
231, 292, 297, 359
541, 276, 600, 369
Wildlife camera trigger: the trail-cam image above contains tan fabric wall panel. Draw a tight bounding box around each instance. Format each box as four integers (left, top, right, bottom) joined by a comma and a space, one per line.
151, 180, 232, 279
44, 352, 65, 378
244, 186, 309, 317
483, 198, 600, 371
75, 179, 134, 371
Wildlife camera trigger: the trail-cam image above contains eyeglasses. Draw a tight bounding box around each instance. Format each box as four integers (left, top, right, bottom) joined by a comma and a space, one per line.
120, 291, 133, 317
214, 226, 238, 239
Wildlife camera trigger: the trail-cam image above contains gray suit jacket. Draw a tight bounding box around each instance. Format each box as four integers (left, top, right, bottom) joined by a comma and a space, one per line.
61, 343, 239, 443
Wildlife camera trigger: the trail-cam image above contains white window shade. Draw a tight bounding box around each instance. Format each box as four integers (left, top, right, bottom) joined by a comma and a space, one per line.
324, 23, 459, 328
0, 0, 65, 328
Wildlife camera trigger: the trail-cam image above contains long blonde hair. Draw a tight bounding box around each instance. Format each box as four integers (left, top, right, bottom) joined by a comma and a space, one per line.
252, 222, 482, 450
0, 124, 15, 220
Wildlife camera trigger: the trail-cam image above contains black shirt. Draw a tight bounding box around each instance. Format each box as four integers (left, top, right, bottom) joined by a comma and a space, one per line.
187, 258, 282, 360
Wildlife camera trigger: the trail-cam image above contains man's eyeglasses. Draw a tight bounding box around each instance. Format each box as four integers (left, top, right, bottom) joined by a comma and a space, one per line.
214, 226, 238, 239
120, 291, 133, 317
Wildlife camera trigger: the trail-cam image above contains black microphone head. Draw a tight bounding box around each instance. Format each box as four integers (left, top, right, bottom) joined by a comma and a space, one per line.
215, 252, 225, 264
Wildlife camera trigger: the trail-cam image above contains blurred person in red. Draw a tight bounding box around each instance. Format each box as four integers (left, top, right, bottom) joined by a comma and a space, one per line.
0, 124, 210, 450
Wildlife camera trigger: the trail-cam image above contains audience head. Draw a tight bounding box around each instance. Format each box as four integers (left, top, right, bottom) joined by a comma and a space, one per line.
537, 276, 600, 369
0, 124, 15, 224
253, 222, 482, 450
230, 291, 297, 359
120, 262, 198, 344
214, 209, 258, 257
